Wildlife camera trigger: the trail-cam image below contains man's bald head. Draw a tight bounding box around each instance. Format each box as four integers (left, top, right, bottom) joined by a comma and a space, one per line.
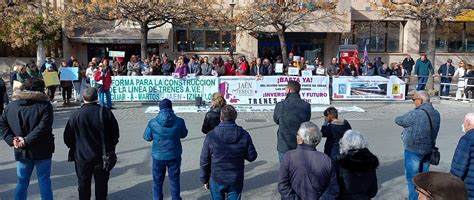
464, 113, 474, 132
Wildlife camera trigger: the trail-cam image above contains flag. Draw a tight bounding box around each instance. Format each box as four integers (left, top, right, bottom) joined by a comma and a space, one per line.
363, 45, 369, 74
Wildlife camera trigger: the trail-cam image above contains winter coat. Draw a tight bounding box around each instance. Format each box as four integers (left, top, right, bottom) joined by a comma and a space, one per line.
127, 61, 141, 76
451, 129, 474, 198
174, 64, 188, 78
27, 68, 42, 79
327, 64, 339, 76
274, 92, 311, 153
189, 63, 202, 75
236, 62, 249, 76
377, 68, 392, 78
336, 148, 379, 200
201, 107, 221, 134
402, 58, 415, 74
161, 62, 175, 76
63, 103, 119, 163
395, 103, 440, 155
366, 67, 376, 76
143, 109, 188, 161
59, 67, 73, 88
278, 144, 339, 200
16, 72, 30, 83
415, 58, 434, 76
251, 64, 268, 76
438, 63, 456, 82
225, 62, 236, 76
200, 121, 257, 186
1, 90, 54, 161
322, 118, 352, 160
93, 69, 112, 92
200, 63, 213, 76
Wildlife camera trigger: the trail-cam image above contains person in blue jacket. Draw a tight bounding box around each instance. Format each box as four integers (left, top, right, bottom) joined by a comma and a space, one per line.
143, 99, 188, 200
451, 113, 474, 199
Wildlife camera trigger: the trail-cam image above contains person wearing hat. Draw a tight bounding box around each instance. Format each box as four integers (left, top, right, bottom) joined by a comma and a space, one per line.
451, 113, 474, 198
143, 99, 188, 200
413, 171, 467, 200
437, 59, 456, 96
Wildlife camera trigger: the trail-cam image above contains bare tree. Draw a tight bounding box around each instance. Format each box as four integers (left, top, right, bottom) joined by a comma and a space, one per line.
233, 0, 345, 64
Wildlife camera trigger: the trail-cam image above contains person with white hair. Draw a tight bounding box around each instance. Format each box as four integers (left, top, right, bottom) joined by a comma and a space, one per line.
278, 122, 339, 199
395, 90, 441, 200
336, 130, 379, 199
451, 113, 474, 198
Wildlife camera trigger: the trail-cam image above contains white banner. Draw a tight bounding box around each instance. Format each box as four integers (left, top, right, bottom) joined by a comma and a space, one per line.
219, 76, 330, 105
107, 76, 219, 101
332, 76, 406, 100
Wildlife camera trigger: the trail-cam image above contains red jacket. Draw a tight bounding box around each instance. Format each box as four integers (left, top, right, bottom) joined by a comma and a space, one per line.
225, 62, 236, 76
236, 62, 249, 76
94, 69, 112, 91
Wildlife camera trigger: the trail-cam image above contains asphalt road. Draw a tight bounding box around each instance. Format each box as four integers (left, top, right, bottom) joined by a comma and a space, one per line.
0, 100, 473, 200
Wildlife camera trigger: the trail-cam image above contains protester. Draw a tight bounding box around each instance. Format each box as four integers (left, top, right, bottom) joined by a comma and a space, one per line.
94, 63, 113, 109
40, 57, 57, 73
200, 105, 257, 200
378, 64, 392, 78
150, 57, 162, 76
251, 58, 267, 76
455, 60, 467, 100
85, 62, 96, 87
0, 76, 6, 113
127, 55, 141, 76
364, 63, 375, 76
189, 56, 202, 75
336, 130, 379, 199
141, 59, 151, 76
321, 107, 352, 160
10, 65, 18, 87
224, 58, 236, 76
395, 90, 440, 200
64, 87, 119, 200
143, 99, 188, 200
200, 56, 213, 76
263, 58, 274, 75
213, 57, 226, 76
437, 59, 456, 97
202, 93, 227, 134
27, 60, 42, 79
174, 59, 188, 78
414, 54, 434, 91
402, 54, 415, 76
273, 80, 311, 162
235, 56, 249, 76
71, 61, 83, 102
59, 60, 73, 105
464, 64, 474, 99
373, 57, 384, 75
450, 113, 474, 198
44, 63, 58, 102
413, 172, 467, 200
161, 56, 175, 76
315, 62, 326, 76
16, 64, 30, 83
278, 122, 339, 199
1, 78, 54, 200
327, 57, 339, 76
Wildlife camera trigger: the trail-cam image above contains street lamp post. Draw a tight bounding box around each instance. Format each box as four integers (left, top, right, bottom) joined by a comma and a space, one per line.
229, 0, 237, 58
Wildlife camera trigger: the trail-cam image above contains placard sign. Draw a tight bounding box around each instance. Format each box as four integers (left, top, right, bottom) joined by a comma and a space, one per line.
332, 75, 406, 100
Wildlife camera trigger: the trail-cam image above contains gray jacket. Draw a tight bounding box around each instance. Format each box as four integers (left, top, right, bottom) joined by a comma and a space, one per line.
395, 103, 440, 155
201, 63, 213, 76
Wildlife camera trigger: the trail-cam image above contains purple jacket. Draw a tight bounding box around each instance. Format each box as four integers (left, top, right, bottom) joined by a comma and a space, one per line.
174, 64, 188, 78
279, 144, 339, 200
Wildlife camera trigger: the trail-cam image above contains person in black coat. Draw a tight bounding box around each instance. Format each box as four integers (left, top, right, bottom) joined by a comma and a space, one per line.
336, 130, 379, 200
202, 92, 227, 134
322, 107, 352, 160
273, 80, 311, 162
437, 59, 456, 97
0, 76, 7, 114
251, 58, 269, 76
402, 54, 415, 76
63, 87, 120, 200
1, 78, 54, 199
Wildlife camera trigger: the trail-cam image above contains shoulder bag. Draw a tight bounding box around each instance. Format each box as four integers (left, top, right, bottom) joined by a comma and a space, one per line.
421, 109, 440, 166
99, 106, 117, 171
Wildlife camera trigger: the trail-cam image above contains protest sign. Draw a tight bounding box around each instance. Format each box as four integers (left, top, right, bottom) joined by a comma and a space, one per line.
332, 75, 406, 100
59, 67, 79, 81
275, 63, 284, 74
43, 72, 60, 87
288, 67, 299, 76
109, 51, 125, 58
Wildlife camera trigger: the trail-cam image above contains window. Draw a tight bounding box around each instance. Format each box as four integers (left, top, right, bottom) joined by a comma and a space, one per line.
347, 21, 403, 52
420, 22, 474, 53
174, 28, 236, 52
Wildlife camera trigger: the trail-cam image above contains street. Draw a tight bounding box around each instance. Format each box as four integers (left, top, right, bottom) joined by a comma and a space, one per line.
0, 100, 472, 200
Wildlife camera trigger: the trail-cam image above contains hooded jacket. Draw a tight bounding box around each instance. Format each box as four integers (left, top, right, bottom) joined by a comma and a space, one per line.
336, 148, 379, 200
144, 109, 188, 161
322, 118, 352, 160
201, 107, 221, 134
395, 103, 440, 155
451, 129, 474, 198
274, 92, 311, 153
200, 121, 257, 186
1, 90, 54, 161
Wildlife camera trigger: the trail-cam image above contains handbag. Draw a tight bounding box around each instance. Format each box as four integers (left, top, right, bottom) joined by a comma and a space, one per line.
421, 109, 440, 166
99, 107, 117, 171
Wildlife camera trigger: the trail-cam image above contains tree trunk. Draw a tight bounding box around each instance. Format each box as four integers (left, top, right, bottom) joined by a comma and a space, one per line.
277, 28, 288, 65
140, 24, 149, 60
36, 40, 45, 67
426, 19, 437, 91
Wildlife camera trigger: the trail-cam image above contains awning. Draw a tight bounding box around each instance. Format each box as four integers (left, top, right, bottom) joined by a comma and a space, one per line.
456, 10, 474, 21
68, 25, 171, 44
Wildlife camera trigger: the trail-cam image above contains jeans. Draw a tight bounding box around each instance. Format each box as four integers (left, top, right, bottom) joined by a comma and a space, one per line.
416, 77, 428, 91
210, 178, 243, 200
47, 86, 56, 101
278, 151, 285, 163
98, 90, 112, 108
16, 159, 53, 200
62, 86, 72, 101
440, 78, 451, 96
153, 157, 182, 200
404, 150, 430, 200
75, 161, 110, 200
